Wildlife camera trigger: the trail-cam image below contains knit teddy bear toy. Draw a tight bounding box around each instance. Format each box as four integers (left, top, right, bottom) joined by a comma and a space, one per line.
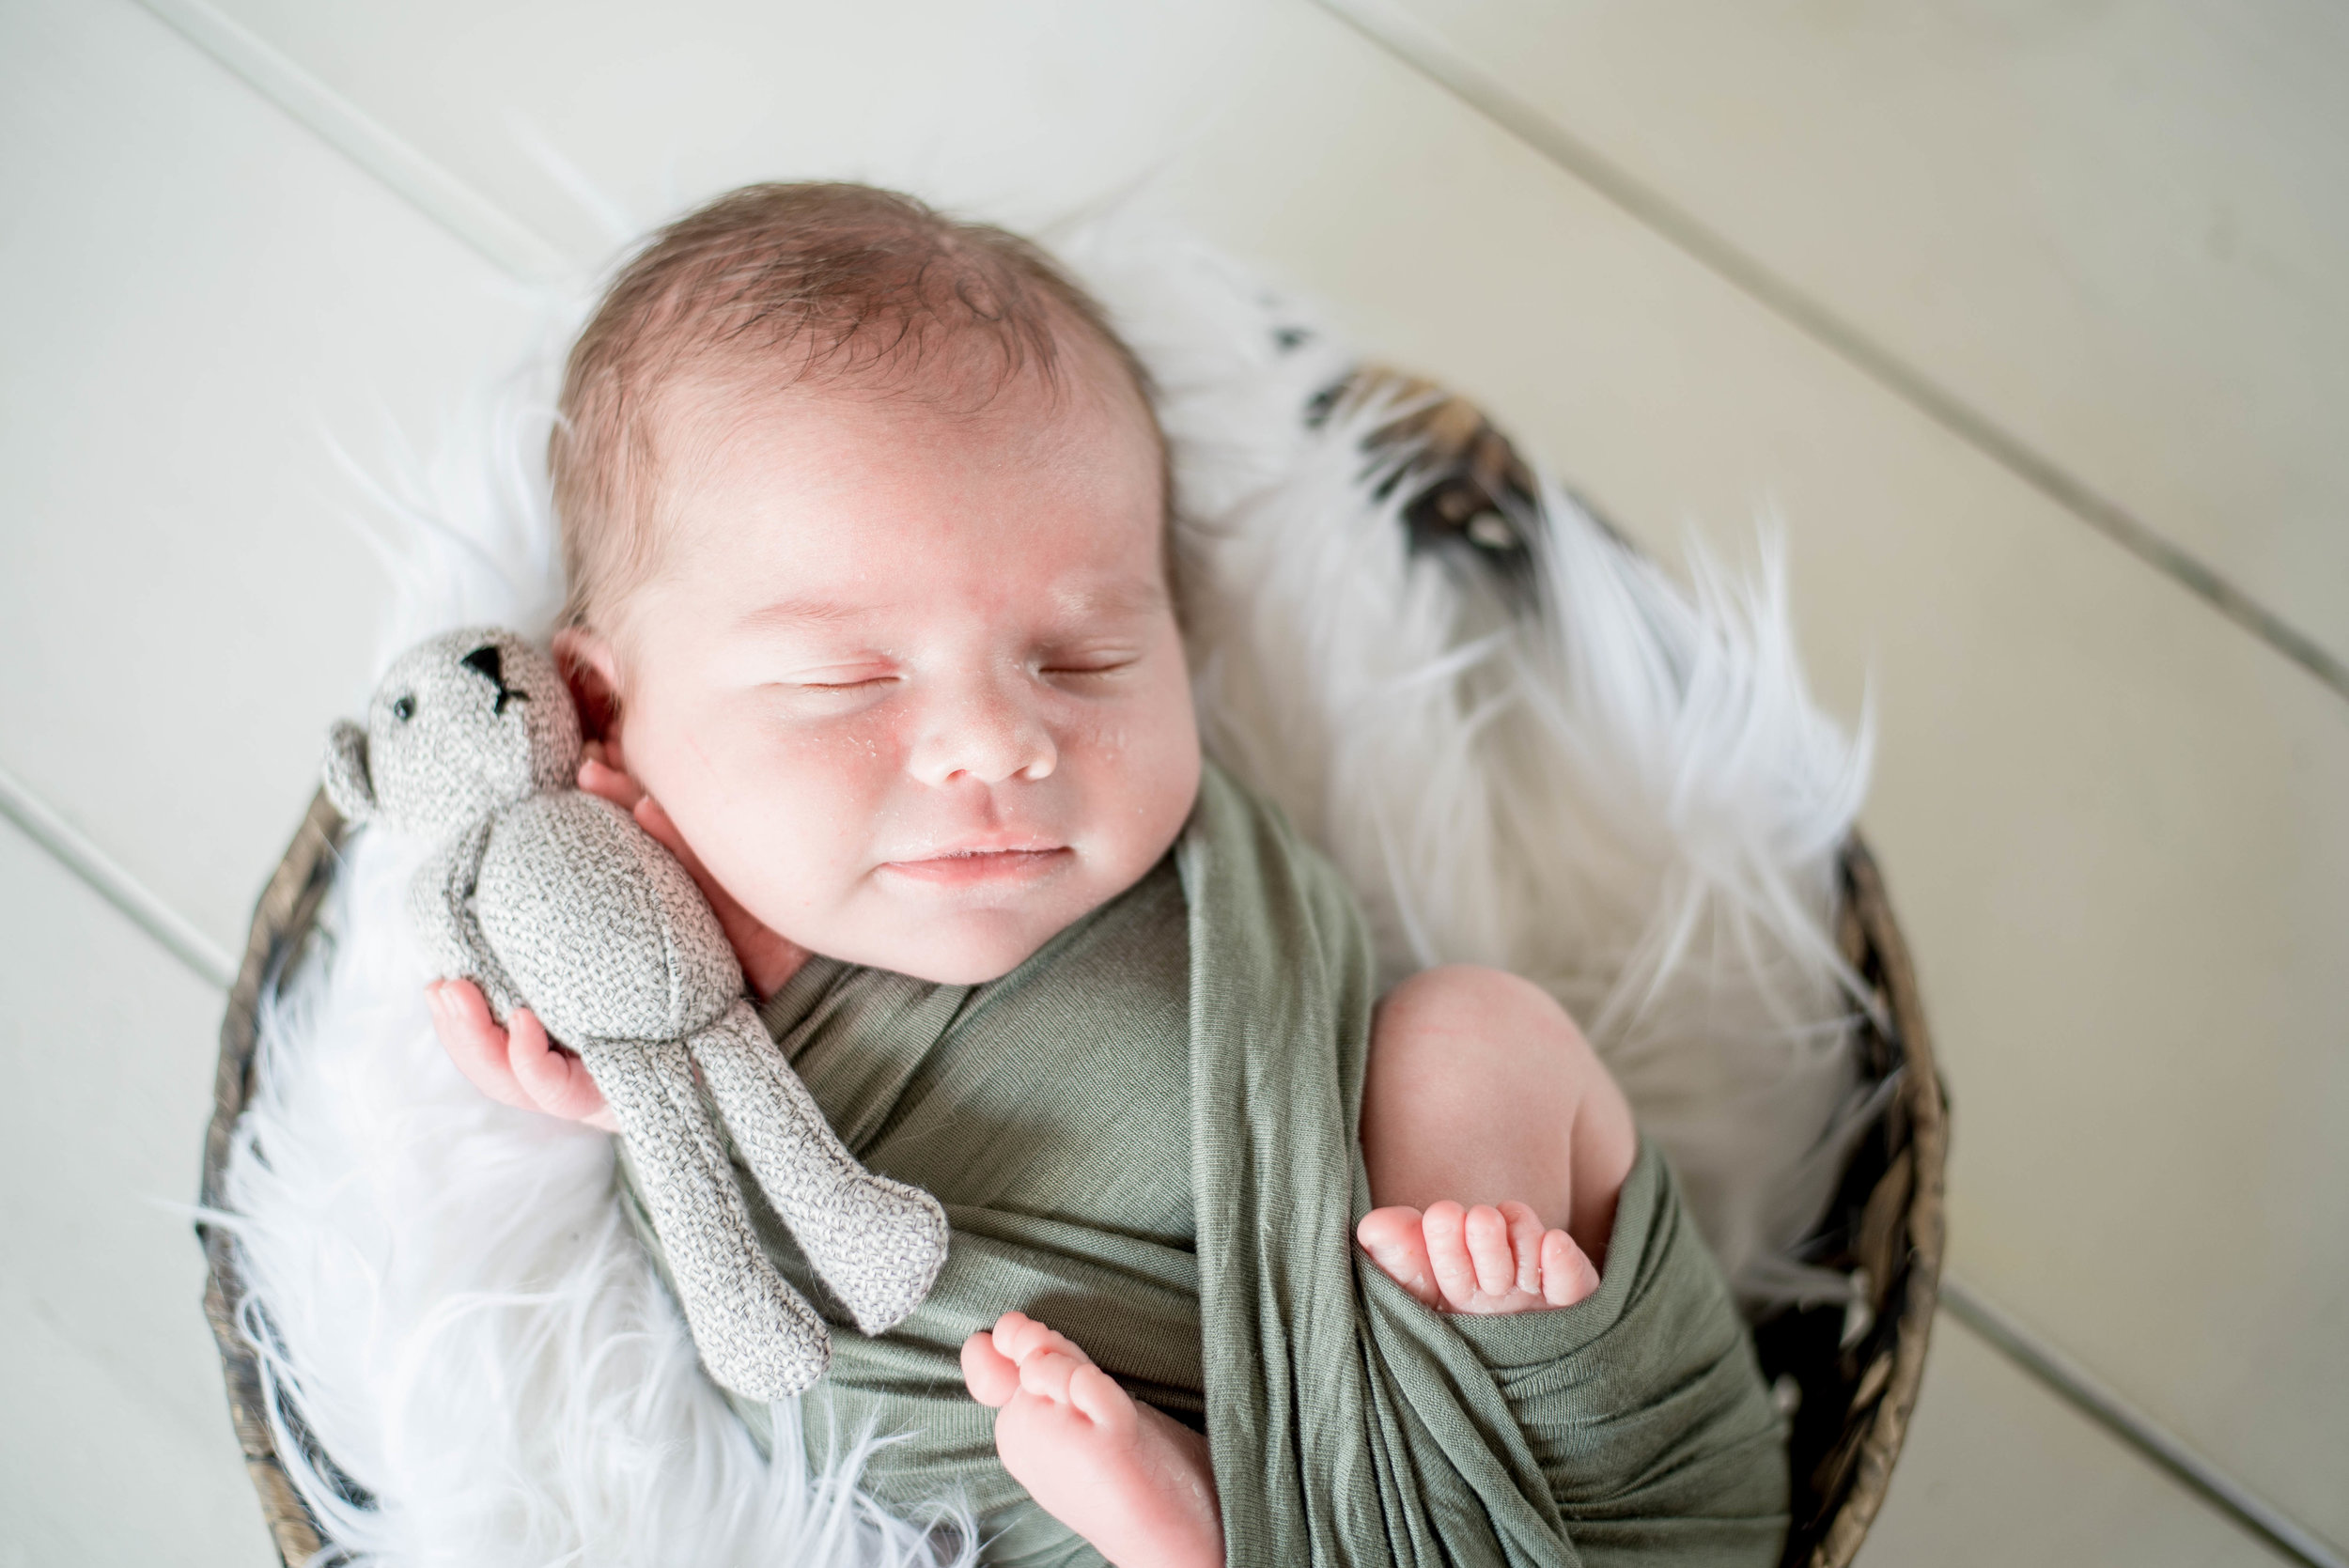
322, 626, 950, 1400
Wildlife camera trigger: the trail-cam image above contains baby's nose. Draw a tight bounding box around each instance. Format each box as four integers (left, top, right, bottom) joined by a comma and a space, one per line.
907, 679, 1057, 787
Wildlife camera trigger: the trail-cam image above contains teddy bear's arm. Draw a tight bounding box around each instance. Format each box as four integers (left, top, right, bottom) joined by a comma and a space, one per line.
408, 817, 498, 989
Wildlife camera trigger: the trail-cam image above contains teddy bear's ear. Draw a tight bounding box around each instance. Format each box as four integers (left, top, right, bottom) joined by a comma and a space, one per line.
321, 719, 377, 823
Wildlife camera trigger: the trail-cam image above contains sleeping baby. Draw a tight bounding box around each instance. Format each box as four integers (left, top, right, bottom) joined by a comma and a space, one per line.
425, 182, 1787, 1568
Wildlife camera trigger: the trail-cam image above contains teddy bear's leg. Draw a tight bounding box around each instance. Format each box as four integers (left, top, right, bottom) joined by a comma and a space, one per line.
690, 1001, 952, 1336
578, 1035, 833, 1400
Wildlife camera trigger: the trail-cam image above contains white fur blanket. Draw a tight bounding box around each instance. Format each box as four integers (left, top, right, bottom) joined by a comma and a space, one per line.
212, 217, 1871, 1567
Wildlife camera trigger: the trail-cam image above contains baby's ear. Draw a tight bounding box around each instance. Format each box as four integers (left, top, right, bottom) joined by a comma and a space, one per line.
321, 719, 377, 823
554, 626, 623, 747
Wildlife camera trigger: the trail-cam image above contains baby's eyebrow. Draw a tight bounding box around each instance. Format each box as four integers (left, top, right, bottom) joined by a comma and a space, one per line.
737, 597, 871, 629
736, 580, 1168, 631
1054, 580, 1169, 620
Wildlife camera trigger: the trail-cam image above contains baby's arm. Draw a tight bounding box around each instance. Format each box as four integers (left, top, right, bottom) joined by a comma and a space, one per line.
426, 741, 809, 1127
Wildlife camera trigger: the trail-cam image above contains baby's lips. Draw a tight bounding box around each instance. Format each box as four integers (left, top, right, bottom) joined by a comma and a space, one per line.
878, 846, 1072, 889
882, 828, 1069, 859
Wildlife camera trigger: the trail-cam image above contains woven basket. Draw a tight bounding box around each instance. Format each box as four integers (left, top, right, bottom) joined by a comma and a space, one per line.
196, 380, 1944, 1568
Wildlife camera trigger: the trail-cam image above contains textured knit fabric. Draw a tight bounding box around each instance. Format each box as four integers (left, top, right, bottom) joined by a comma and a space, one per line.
473, 792, 740, 1040
325, 627, 582, 842
622, 762, 1787, 1566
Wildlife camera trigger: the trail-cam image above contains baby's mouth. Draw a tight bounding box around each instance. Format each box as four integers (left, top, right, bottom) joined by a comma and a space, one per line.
878, 844, 1072, 889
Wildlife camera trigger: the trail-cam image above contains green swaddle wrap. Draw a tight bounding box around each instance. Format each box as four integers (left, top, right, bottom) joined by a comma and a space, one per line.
621, 762, 1787, 1566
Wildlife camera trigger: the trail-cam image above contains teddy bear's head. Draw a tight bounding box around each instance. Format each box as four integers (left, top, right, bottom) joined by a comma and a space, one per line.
322, 627, 583, 839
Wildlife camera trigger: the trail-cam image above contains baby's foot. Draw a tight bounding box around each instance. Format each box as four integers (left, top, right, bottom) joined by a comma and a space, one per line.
960, 1312, 1221, 1568
1357, 1200, 1601, 1314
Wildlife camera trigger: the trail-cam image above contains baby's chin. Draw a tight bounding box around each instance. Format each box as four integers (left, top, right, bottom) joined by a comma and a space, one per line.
788, 897, 1099, 986
815, 925, 1060, 986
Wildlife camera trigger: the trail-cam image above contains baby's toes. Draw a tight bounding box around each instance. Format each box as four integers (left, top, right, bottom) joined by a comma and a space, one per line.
961, 1330, 1021, 1407
1420, 1202, 1480, 1311
1462, 1205, 1521, 1299
1357, 1206, 1439, 1309
1065, 1361, 1141, 1441
990, 1312, 1091, 1372
1016, 1346, 1090, 1409
1499, 1203, 1547, 1296
1540, 1229, 1603, 1308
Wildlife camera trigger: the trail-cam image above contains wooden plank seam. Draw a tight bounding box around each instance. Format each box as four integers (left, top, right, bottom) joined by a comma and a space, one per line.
1312, 0, 2349, 706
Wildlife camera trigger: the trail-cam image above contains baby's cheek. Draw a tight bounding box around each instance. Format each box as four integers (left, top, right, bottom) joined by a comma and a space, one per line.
794, 720, 911, 836
1077, 688, 1199, 864
656, 732, 854, 913
736, 750, 879, 875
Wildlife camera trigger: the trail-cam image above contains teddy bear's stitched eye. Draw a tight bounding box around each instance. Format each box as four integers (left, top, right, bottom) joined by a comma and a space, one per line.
392, 694, 417, 722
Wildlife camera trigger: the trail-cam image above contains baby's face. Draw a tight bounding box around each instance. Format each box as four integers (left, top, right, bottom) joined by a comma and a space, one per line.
585, 360, 1197, 985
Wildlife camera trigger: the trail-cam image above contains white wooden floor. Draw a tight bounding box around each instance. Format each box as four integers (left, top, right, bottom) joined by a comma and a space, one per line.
3, 1, 2343, 1562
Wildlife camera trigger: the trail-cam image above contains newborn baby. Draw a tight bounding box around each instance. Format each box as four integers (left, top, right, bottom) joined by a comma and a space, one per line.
429, 183, 1783, 1568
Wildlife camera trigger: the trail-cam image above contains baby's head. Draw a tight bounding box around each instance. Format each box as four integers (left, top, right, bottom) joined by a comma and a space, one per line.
551, 183, 1198, 986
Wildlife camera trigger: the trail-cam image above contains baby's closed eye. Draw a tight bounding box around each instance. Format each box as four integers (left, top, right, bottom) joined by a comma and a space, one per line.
762, 660, 904, 698
795, 670, 901, 691
1037, 646, 1143, 683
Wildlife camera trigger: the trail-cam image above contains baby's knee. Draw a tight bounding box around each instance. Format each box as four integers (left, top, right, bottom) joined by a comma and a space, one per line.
1362, 965, 1635, 1249
1369, 964, 1604, 1096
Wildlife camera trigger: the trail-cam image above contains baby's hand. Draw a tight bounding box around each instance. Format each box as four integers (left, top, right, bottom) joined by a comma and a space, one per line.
579, 740, 809, 1000
427, 978, 617, 1131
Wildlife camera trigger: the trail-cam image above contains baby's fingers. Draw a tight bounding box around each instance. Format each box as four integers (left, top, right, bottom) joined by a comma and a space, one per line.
428, 982, 537, 1112
578, 752, 647, 811
506, 1009, 614, 1127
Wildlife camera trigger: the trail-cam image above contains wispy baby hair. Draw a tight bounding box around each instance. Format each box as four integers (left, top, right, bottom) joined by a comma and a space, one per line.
552, 180, 1162, 632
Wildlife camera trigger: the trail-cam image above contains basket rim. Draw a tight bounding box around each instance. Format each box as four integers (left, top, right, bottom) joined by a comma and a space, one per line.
1809, 835, 1946, 1568
198, 789, 343, 1567
196, 793, 1945, 1567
